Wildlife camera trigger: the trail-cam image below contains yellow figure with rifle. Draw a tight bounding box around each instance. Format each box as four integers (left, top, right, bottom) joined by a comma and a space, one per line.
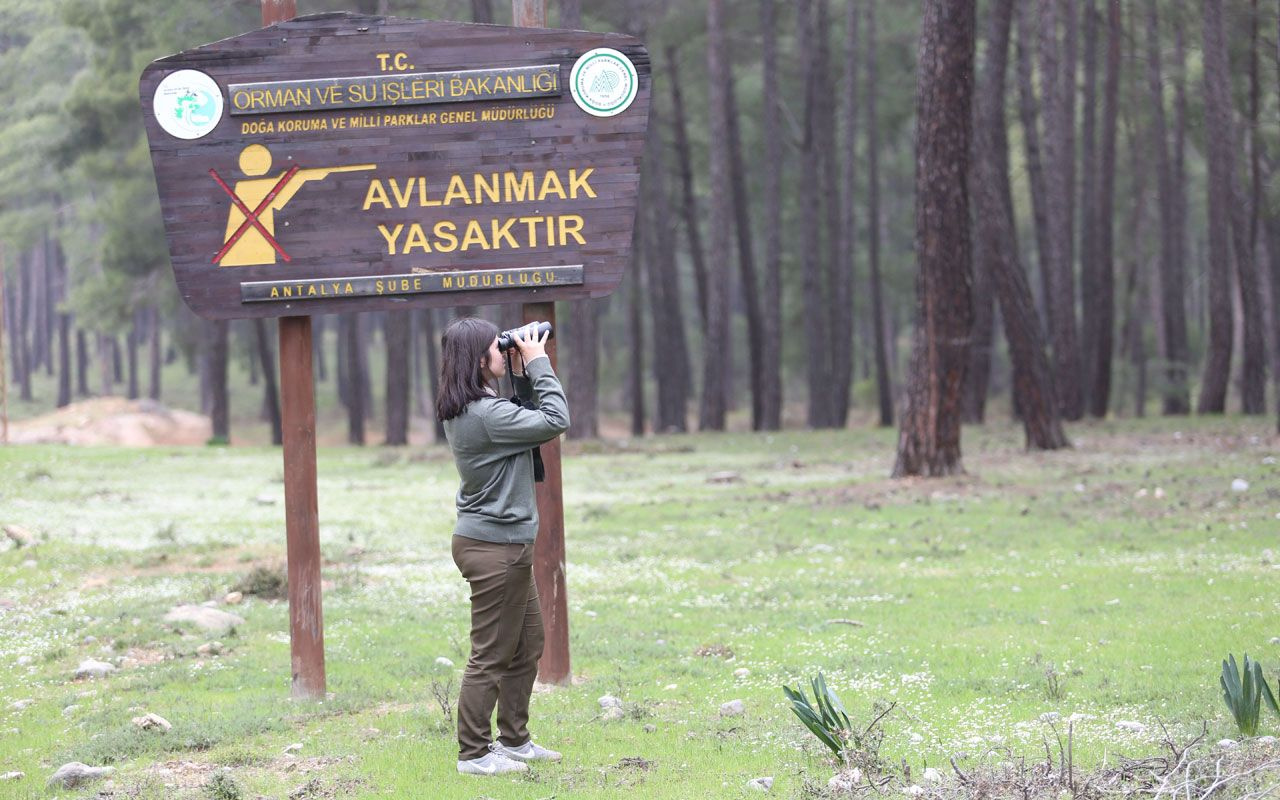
217, 144, 375, 267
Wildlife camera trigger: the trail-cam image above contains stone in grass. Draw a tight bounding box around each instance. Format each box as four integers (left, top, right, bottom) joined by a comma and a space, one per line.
132, 713, 172, 732
719, 699, 745, 717
196, 642, 223, 657
746, 776, 773, 792
733, 668, 751, 679
1115, 720, 1146, 733
0, 771, 24, 781
601, 707, 625, 722
164, 605, 244, 634
922, 768, 943, 783
1218, 739, 1239, 750
8, 699, 34, 712
3, 524, 33, 548
598, 694, 622, 710
283, 742, 303, 754
434, 657, 454, 668
48, 763, 114, 789
707, 471, 742, 484
1255, 736, 1278, 746
1231, 478, 1250, 493
223, 591, 243, 605
74, 659, 116, 680
828, 768, 863, 793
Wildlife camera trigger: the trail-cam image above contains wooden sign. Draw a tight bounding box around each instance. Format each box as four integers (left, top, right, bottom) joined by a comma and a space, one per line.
138, 12, 650, 320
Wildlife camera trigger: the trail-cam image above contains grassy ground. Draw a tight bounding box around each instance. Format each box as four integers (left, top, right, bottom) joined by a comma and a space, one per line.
1, 416, 1278, 798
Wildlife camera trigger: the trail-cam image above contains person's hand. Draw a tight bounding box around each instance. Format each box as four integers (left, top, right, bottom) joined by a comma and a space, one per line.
513, 322, 549, 362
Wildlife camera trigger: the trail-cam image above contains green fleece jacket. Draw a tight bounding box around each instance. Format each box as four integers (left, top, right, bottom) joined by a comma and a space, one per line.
443, 356, 570, 544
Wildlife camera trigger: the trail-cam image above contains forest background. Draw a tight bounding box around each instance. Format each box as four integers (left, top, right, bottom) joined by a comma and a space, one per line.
2, 0, 1279, 451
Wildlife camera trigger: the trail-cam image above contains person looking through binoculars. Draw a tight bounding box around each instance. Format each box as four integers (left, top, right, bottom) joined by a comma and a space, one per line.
436, 318, 569, 776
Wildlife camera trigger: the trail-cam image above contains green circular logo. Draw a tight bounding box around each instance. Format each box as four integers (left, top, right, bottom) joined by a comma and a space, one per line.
570, 48, 638, 118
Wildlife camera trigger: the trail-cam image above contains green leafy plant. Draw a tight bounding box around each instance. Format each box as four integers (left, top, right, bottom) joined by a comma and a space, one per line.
1220, 653, 1279, 736
783, 672, 853, 759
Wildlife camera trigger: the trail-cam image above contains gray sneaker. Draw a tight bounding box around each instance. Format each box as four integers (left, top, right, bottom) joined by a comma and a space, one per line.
456, 751, 529, 775
490, 739, 563, 763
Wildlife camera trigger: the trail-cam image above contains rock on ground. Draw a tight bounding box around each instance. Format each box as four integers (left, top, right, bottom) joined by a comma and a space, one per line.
164, 605, 244, 633
74, 659, 116, 680
48, 763, 114, 789
719, 699, 745, 717
132, 713, 172, 732
3, 524, 33, 548
747, 776, 774, 791
601, 707, 625, 721
829, 768, 863, 793
1, 771, 24, 781
598, 694, 622, 709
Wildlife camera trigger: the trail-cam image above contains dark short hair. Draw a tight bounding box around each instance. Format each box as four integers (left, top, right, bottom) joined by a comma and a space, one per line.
437, 317, 500, 421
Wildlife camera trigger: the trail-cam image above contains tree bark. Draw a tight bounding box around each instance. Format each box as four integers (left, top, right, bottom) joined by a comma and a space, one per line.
1087, 0, 1120, 418
1141, 0, 1193, 414
973, 0, 1067, 450
76, 328, 89, 396
565, 298, 601, 439
798, 0, 832, 428
253, 317, 283, 445
1036, 0, 1083, 420
1014, 7, 1053, 329
148, 308, 162, 400
643, 101, 690, 434
16, 250, 31, 402
1237, 0, 1267, 413
700, 0, 733, 431
758, 0, 784, 431
1079, 0, 1101, 415
341, 313, 366, 445
666, 45, 710, 328
893, 0, 976, 478
384, 311, 410, 445
865, 0, 893, 427
49, 236, 71, 409
725, 57, 765, 430
1171, 10, 1191, 405
209, 320, 229, 442
1197, 0, 1241, 413
628, 228, 646, 437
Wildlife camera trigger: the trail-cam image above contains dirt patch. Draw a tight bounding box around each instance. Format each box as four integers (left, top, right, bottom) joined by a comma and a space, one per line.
144, 759, 223, 790
11, 397, 210, 446
119, 647, 173, 669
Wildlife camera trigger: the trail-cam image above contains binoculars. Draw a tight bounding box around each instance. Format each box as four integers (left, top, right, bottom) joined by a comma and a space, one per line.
497, 321, 554, 352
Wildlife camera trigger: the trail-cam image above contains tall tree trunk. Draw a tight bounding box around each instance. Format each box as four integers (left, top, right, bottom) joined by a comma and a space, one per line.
628, 230, 646, 437
700, 0, 732, 431
974, 0, 1067, 450
76, 328, 89, 396
148, 308, 162, 400
1089, 0, 1120, 418
1079, 0, 1101, 415
1015, 7, 1053, 330
1198, 0, 1241, 413
312, 314, 327, 383
643, 102, 690, 434
865, 0, 893, 427
1235, 0, 1267, 413
384, 311, 410, 445
799, 0, 831, 428
342, 314, 366, 445
965, 0, 999, 425
812, 0, 851, 428
16, 250, 31, 402
758, 0, 784, 430
98, 333, 113, 398
253, 317, 282, 445
1121, 21, 1151, 419
893, 0, 976, 478
1037, 0, 1083, 420
1142, 0, 1192, 414
666, 45, 710, 328
1171, 11, 1191, 405
209, 320, 229, 442
566, 299, 601, 439
50, 237, 71, 409
126, 313, 139, 401
725, 60, 765, 430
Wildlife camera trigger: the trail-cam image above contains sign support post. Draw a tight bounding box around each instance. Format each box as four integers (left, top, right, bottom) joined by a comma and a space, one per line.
258, 0, 326, 701
512, 0, 571, 687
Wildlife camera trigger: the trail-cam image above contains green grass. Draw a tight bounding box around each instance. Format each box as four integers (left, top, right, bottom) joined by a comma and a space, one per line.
0, 416, 1278, 798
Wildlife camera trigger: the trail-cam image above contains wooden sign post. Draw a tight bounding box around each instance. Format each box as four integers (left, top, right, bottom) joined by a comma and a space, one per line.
138, 8, 649, 697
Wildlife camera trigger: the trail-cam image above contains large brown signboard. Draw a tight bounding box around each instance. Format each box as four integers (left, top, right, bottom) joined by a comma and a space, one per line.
138, 12, 650, 319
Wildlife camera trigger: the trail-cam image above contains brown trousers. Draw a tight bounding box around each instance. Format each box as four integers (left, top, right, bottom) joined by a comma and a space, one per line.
451, 535, 544, 761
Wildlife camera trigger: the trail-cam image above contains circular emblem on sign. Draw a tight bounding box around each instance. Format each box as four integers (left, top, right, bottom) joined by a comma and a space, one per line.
152, 69, 224, 140
569, 48, 638, 118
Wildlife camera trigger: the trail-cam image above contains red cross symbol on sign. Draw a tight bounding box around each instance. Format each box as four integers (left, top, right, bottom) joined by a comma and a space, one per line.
209, 165, 300, 264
